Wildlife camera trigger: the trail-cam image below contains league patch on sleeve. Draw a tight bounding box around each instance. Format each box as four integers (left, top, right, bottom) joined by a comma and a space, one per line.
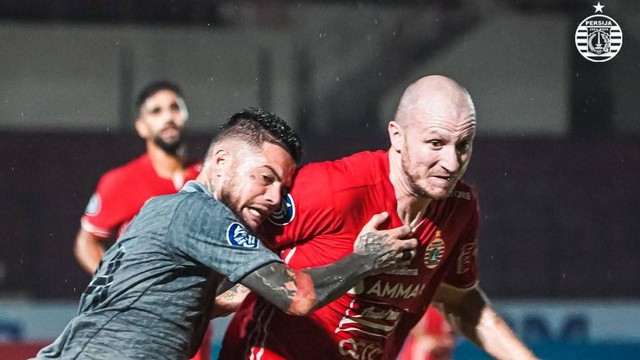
268, 193, 295, 226
84, 193, 101, 216
226, 223, 259, 248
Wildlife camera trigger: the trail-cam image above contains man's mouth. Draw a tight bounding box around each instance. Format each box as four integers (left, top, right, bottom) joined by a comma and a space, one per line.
433, 175, 452, 182
246, 206, 272, 221
248, 208, 262, 217
162, 126, 179, 134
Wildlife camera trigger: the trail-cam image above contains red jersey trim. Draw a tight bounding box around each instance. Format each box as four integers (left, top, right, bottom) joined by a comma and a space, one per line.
80, 217, 111, 239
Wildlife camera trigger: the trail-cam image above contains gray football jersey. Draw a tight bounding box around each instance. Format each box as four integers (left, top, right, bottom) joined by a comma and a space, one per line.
36, 181, 281, 359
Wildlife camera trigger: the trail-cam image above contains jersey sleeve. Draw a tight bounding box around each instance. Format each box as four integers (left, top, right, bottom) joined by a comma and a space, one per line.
441, 191, 479, 289
170, 194, 282, 283
80, 172, 135, 239
260, 163, 337, 250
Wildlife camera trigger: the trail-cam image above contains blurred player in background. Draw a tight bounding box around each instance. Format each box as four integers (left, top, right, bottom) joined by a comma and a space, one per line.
35, 109, 418, 360
398, 306, 455, 360
221, 75, 538, 360
74, 80, 200, 273
72, 81, 207, 359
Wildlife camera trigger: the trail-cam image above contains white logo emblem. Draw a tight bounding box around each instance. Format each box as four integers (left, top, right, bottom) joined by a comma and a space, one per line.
268, 193, 295, 226
226, 222, 258, 248
575, 2, 622, 63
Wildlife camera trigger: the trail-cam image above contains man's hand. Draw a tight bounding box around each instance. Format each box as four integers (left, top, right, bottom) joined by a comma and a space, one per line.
354, 212, 417, 271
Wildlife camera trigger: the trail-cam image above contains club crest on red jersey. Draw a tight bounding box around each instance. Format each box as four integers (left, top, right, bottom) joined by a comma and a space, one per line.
268, 193, 295, 226
226, 222, 258, 248
424, 230, 445, 269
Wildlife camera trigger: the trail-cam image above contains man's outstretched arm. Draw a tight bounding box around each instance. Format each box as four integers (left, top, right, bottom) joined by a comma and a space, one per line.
239, 212, 416, 316
432, 284, 539, 360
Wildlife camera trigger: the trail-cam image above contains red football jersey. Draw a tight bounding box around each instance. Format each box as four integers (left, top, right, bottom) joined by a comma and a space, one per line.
221, 151, 479, 360
81, 153, 201, 239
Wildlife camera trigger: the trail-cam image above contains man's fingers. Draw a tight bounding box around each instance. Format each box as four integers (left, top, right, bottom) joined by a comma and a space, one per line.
394, 238, 418, 252
362, 211, 389, 231
402, 238, 418, 250
388, 224, 413, 239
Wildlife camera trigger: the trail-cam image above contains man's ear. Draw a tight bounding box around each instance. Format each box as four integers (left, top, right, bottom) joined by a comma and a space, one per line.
388, 121, 404, 152
212, 148, 230, 177
134, 118, 149, 138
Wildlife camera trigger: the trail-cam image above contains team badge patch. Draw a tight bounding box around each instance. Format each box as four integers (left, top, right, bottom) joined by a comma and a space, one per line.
575, 2, 623, 63
268, 193, 296, 226
424, 230, 446, 269
84, 193, 101, 216
226, 223, 258, 248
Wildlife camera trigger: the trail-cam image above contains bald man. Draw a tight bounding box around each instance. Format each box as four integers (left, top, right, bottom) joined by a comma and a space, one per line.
220, 76, 537, 360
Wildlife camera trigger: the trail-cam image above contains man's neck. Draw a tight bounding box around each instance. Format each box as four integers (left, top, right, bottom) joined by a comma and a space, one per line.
388, 151, 432, 229
146, 142, 185, 180
395, 193, 431, 230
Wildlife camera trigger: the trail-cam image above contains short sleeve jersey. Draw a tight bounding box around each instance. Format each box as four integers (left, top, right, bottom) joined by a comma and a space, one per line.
37, 181, 282, 360
221, 151, 479, 360
81, 153, 201, 238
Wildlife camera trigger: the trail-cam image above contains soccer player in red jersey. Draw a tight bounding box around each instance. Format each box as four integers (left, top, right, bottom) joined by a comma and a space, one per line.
220, 75, 538, 360
73, 81, 207, 360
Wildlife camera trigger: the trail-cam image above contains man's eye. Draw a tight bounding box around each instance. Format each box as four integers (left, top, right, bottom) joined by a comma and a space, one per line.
262, 175, 275, 184
428, 140, 443, 148
457, 141, 472, 153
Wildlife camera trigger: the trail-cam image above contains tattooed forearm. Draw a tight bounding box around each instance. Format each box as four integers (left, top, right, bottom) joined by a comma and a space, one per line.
242, 262, 318, 315
254, 264, 297, 297
239, 214, 417, 316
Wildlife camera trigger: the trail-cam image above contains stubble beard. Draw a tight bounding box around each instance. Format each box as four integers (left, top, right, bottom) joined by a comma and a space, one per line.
153, 135, 182, 155
401, 152, 429, 198
218, 175, 255, 232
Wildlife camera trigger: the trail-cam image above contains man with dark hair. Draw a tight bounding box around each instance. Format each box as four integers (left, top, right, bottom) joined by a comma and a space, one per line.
36, 109, 418, 360
74, 80, 200, 274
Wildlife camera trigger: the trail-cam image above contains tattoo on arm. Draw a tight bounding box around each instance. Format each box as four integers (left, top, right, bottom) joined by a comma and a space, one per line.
219, 284, 250, 302
212, 283, 252, 318
241, 252, 372, 316
241, 263, 305, 314
354, 232, 396, 268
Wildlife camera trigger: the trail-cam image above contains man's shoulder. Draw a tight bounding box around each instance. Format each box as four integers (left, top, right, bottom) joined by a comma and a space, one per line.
298, 150, 387, 187
99, 154, 151, 185
164, 186, 234, 220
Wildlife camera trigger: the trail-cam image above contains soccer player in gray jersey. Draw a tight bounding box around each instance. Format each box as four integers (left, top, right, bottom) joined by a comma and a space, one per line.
35, 108, 418, 360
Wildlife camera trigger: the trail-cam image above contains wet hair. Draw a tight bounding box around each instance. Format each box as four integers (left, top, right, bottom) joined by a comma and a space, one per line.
210, 108, 303, 164
135, 80, 184, 113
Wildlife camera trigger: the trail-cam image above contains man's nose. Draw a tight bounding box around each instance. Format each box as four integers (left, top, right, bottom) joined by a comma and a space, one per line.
440, 145, 460, 174
264, 185, 282, 205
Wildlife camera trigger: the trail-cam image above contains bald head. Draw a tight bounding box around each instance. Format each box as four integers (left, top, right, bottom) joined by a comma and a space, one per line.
394, 75, 475, 127
387, 75, 476, 202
